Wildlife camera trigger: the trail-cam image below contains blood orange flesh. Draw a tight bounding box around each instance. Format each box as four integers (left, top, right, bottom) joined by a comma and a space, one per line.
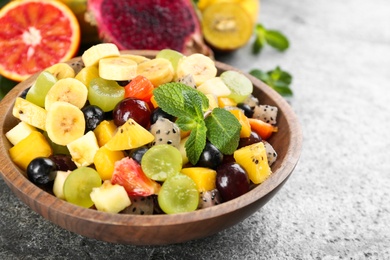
0, 0, 80, 82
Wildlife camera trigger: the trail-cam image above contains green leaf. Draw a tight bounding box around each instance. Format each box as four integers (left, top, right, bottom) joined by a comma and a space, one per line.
153, 82, 208, 118
252, 24, 267, 54
265, 30, 289, 51
185, 121, 207, 165
176, 116, 199, 131
205, 108, 241, 155
252, 23, 290, 53
249, 67, 293, 97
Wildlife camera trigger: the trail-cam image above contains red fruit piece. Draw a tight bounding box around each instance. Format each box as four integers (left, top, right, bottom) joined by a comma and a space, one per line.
124, 75, 154, 102
87, 0, 212, 56
111, 157, 161, 196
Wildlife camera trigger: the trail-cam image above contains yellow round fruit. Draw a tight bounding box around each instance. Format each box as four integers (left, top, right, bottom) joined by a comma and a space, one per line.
198, 0, 260, 24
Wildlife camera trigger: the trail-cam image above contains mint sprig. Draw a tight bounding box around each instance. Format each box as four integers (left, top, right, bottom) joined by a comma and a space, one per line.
253, 24, 289, 54
250, 66, 293, 97
153, 83, 241, 165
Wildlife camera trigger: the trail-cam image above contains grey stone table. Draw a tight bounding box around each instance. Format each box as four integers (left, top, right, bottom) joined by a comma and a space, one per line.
1, 0, 389, 259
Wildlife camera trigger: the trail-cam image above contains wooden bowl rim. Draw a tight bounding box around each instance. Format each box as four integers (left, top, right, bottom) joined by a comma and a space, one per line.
0, 50, 302, 228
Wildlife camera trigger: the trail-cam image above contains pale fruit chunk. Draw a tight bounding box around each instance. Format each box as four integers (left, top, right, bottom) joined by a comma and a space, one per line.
53, 170, 71, 199
82, 43, 120, 67
45, 78, 88, 110
5, 121, 36, 146
176, 53, 217, 86
45, 62, 75, 79
104, 118, 155, 151
45, 101, 85, 146
67, 131, 100, 167
12, 97, 47, 131
137, 58, 174, 87
9, 131, 52, 171
233, 142, 271, 184
197, 77, 231, 97
99, 57, 138, 81
90, 180, 131, 213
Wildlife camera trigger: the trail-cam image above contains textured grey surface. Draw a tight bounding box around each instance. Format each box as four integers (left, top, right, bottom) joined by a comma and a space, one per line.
1, 0, 390, 259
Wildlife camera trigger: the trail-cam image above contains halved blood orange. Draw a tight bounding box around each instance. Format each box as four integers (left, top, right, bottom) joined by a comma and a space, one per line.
0, 0, 80, 82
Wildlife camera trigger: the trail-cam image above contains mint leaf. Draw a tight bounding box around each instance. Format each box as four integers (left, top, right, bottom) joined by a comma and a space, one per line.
252, 24, 267, 54
153, 82, 208, 118
265, 30, 289, 51
250, 67, 293, 97
253, 24, 289, 54
205, 108, 241, 155
185, 121, 207, 165
176, 116, 199, 131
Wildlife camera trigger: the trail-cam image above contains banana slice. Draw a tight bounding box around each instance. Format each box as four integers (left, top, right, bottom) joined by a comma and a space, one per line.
82, 43, 120, 67
45, 63, 75, 79
99, 57, 138, 81
46, 101, 86, 146
176, 53, 217, 86
121, 54, 150, 64
137, 58, 174, 87
45, 78, 88, 110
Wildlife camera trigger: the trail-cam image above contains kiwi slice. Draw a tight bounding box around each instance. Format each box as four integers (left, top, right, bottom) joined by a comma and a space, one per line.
201, 3, 254, 51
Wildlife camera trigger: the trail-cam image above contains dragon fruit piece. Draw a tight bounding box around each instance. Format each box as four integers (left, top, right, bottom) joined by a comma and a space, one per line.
87, 0, 212, 56
149, 117, 181, 149
263, 141, 278, 166
253, 104, 278, 125
177, 74, 197, 89
122, 196, 154, 215
198, 189, 222, 209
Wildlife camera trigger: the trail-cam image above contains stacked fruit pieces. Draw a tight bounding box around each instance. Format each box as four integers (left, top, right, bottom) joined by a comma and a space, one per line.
6, 43, 279, 215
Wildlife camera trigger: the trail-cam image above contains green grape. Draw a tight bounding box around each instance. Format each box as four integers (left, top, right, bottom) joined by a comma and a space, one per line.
158, 173, 199, 214
220, 70, 253, 103
156, 49, 184, 72
88, 78, 124, 112
26, 71, 57, 107
63, 167, 102, 208
141, 144, 182, 182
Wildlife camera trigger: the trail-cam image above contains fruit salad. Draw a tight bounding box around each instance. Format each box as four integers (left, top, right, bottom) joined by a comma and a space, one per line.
5, 43, 279, 215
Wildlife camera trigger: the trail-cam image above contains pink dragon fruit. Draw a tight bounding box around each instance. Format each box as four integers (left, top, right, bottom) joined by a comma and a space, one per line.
87, 0, 212, 56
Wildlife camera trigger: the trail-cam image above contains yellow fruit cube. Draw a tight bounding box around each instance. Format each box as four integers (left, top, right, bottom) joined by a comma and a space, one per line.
5, 121, 36, 146
93, 120, 117, 147
94, 146, 125, 180
181, 167, 217, 192
229, 109, 251, 138
9, 131, 52, 171
75, 65, 99, 87
233, 142, 271, 184
218, 96, 237, 108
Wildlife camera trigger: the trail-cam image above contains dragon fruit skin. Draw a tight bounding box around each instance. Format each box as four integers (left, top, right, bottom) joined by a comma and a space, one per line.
87, 0, 212, 56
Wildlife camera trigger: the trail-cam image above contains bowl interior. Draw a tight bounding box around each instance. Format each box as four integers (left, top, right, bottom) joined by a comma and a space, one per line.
0, 50, 302, 245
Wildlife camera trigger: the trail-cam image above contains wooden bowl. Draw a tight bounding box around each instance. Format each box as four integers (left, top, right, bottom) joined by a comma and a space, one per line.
0, 50, 302, 245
